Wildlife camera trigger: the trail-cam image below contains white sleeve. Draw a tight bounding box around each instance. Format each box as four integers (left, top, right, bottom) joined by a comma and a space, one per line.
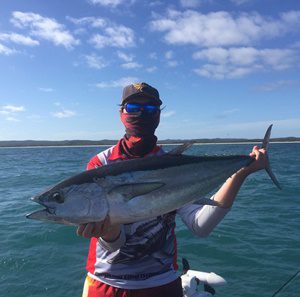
177, 198, 230, 237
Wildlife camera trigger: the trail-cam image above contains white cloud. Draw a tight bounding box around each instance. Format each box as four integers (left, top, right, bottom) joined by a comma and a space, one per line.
281, 10, 300, 25
117, 51, 134, 62
193, 47, 228, 64
0, 110, 10, 115
88, 0, 125, 7
0, 43, 16, 55
165, 50, 174, 59
167, 60, 179, 67
193, 47, 298, 79
52, 110, 76, 118
164, 50, 178, 67
180, 0, 201, 8
194, 63, 256, 79
256, 80, 300, 92
291, 41, 300, 49
121, 62, 142, 69
149, 1, 164, 7
230, 0, 251, 5
216, 109, 239, 119
161, 110, 176, 118
69, 17, 135, 49
6, 116, 20, 122
84, 53, 108, 69
1, 105, 25, 113
150, 10, 300, 47
27, 114, 42, 120
39, 87, 54, 92
0, 105, 25, 122
149, 52, 158, 59
0, 33, 39, 46
194, 47, 296, 66
11, 11, 79, 49
146, 66, 157, 73
95, 77, 138, 88
259, 49, 296, 70
67, 16, 106, 28
87, 0, 135, 8
90, 24, 135, 48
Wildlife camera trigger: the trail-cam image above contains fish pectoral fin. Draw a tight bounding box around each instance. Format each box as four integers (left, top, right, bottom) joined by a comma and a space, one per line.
168, 141, 194, 155
109, 182, 165, 201
93, 176, 120, 191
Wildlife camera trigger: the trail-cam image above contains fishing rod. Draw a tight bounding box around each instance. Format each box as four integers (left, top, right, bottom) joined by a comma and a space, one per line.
270, 269, 300, 297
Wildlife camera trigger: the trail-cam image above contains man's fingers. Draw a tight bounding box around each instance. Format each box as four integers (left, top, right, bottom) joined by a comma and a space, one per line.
250, 146, 266, 158
82, 223, 96, 238
77, 222, 107, 238
77, 223, 97, 238
76, 218, 115, 239
77, 224, 87, 236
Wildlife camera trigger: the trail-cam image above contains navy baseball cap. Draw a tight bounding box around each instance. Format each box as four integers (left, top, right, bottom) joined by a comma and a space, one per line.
121, 82, 162, 105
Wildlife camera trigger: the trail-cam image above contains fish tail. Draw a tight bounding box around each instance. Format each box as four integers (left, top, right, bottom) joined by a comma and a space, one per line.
262, 124, 282, 190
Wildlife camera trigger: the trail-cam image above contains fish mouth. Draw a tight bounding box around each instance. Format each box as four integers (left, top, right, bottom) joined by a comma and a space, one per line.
30, 194, 44, 205
26, 196, 56, 220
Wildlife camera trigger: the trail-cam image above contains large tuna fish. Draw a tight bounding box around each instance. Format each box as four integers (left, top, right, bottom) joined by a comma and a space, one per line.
27, 125, 280, 225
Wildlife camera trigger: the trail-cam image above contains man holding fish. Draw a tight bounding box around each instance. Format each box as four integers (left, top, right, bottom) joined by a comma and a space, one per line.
76, 82, 270, 297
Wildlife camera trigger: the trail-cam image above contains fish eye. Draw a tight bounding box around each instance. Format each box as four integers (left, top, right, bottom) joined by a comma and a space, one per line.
52, 192, 64, 204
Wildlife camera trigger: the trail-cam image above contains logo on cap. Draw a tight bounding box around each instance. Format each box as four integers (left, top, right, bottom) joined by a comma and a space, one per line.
132, 83, 144, 92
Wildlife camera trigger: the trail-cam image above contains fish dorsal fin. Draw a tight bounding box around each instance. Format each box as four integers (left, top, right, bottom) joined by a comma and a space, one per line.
108, 182, 165, 201
168, 142, 194, 155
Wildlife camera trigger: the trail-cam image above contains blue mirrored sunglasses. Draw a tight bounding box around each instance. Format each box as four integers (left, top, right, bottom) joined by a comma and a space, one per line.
123, 103, 160, 114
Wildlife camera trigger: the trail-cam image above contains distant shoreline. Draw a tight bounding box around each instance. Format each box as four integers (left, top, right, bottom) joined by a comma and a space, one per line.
0, 138, 299, 148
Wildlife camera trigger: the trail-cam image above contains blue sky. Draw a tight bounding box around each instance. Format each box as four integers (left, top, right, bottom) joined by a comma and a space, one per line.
0, 0, 299, 140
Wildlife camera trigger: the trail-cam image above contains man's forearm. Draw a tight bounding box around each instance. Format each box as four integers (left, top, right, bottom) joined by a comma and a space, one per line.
214, 168, 249, 208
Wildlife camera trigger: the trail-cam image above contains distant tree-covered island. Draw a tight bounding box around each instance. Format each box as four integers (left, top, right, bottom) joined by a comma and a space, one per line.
0, 137, 299, 148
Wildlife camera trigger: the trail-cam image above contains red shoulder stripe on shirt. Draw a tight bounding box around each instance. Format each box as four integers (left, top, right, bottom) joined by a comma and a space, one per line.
87, 155, 103, 170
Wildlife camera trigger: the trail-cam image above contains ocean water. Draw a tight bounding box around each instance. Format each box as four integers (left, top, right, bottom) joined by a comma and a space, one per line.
0, 143, 299, 297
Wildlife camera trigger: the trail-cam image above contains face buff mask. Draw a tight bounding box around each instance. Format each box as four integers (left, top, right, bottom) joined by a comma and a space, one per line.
119, 111, 160, 157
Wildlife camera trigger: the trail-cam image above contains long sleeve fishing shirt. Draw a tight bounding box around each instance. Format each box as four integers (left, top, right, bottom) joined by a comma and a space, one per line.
85, 143, 229, 289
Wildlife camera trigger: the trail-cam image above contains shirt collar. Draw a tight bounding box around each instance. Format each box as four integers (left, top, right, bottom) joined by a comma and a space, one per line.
108, 139, 161, 161
108, 140, 127, 161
